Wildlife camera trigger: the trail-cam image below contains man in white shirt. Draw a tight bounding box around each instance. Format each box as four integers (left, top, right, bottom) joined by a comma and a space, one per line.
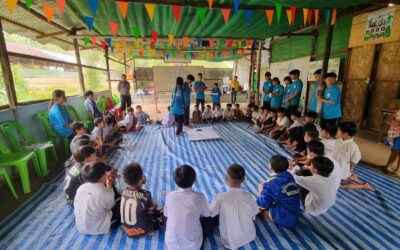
164, 165, 210, 250
74, 161, 118, 235
210, 164, 259, 249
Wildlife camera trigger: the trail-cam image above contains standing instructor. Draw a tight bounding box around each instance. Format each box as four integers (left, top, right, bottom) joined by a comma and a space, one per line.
118, 74, 132, 111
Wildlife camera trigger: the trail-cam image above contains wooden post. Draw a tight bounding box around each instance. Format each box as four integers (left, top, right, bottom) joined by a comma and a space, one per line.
73, 32, 85, 93
248, 43, 255, 92
123, 53, 128, 74
104, 46, 112, 92
255, 40, 263, 107
0, 19, 17, 108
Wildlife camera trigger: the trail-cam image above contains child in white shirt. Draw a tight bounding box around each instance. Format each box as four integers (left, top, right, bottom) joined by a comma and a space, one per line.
74, 161, 119, 235
162, 106, 175, 128
213, 104, 223, 122
223, 104, 234, 121
203, 105, 214, 122
164, 165, 210, 250
134, 105, 151, 126
320, 125, 338, 157
251, 105, 259, 125
70, 121, 97, 153
210, 164, 259, 249
124, 107, 141, 132
269, 108, 290, 139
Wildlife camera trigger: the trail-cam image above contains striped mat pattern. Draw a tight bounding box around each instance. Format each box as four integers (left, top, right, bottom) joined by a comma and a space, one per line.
1, 122, 399, 250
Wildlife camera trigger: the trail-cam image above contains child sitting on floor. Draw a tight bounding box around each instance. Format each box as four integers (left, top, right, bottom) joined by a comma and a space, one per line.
164, 165, 210, 250
84, 90, 103, 119
192, 105, 203, 123
124, 107, 141, 132
334, 122, 375, 191
92, 118, 117, 156
70, 121, 98, 153
305, 111, 321, 134
287, 127, 307, 153
257, 155, 300, 228
251, 105, 259, 125
256, 109, 277, 134
120, 162, 164, 238
245, 104, 253, 123
210, 164, 259, 249
64, 145, 97, 206
135, 105, 151, 126
279, 110, 304, 142
320, 125, 338, 157
74, 161, 120, 235
162, 106, 175, 128
269, 108, 290, 139
213, 104, 224, 122
223, 104, 234, 121
233, 104, 244, 121
203, 105, 214, 123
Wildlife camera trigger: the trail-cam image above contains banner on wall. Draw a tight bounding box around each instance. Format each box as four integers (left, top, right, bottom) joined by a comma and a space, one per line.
364, 8, 395, 41
307, 58, 341, 81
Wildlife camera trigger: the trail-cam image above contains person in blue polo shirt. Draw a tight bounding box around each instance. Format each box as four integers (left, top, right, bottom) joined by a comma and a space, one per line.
210, 82, 222, 110
283, 76, 292, 117
308, 69, 322, 112
319, 72, 342, 128
285, 69, 303, 112
270, 77, 284, 109
171, 77, 185, 136
194, 73, 207, 112
49, 89, 74, 138
262, 72, 273, 109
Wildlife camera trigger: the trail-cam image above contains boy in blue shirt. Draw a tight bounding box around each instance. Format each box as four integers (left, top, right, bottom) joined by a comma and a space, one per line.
286, 69, 303, 112
262, 72, 273, 109
319, 72, 342, 128
84, 90, 103, 119
270, 77, 284, 110
257, 155, 300, 229
194, 73, 207, 112
308, 69, 322, 112
210, 82, 222, 110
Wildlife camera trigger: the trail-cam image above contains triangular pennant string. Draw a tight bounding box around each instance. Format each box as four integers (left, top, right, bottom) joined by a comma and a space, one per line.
83, 37, 90, 46
121, 39, 126, 47
324, 9, 330, 24
25, 0, 32, 10
245, 10, 253, 25
307, 8, 313, 25
87, 0, 99, 16
331, 9, 337, 25
197, 38, 202, 48
209, 39, 213, 48
221, 9, 230, 24
56, 0, 66, 13
275, 3, 282, 23
135, 39, 140, 48
290, 6, 296, 25
105, 38, 112, 47
90, 36, 96, 45
140, 47, 144, 57
233, 0, 240, 13
101, 41, 106, 49
117, 1, 128, 19
286, 10, 292, 25
208, 0, 213, 9
168, 34, 174, 46
172, 6, 181, 23
265, 10, 274, 26
128, 45, 133, 52
314, 9, 320, 26
197, 7, 207, 23
132, 27, 140, 38
84, 16, 95, 31
150, 41, 155, 49
5, 0, 18, 13
218, 40, 223, 50
43, 5, 55, 23
109, 21, 119, 37
303, 9, 308, 26
162, 49, 166, 56
145, 4, 156, 22
183, 37, 189, 47
152, 31, 158, 43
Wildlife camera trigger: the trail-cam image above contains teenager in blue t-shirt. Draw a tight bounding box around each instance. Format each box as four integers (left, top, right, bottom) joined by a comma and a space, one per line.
320, 72, 342, 128
262, 72, 273, 109
286, 69, 303, 112
270, 77, 284, 109
49, 89, 74, 138
183, 74, 194, 127
193, 73, 207, 112
308, 69, 322, 112
171, 77, 185, 136
210, 82, 222, 110
283, 76, 292, 117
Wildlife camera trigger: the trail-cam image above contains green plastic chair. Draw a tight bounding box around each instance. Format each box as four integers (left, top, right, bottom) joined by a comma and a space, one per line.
0, 139, 40, 194
65, 105, 93, 129
97, 96, 107, 112
35, 112, 70, 157
0, 167, 18, 199
111, 94, 120, 105
0, 121, 57, 177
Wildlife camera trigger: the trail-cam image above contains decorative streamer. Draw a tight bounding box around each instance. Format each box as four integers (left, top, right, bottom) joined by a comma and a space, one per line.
90, 36, 96, 45
197, 38, 202, 48
145, 4, 156, 22
84, 16, 95, 31
245, 10, 253, 25
172, 6, 181, 23
221, 9, 230, 24
135, 39, 140, 48
307, 9, 313, 25
208, 0, 213, 9
233, 0, 240, 13
43, 5, 55, 23
105, 38, 112, 47
290, 6, 296, 25
101, 41, 106, 49
303, 9, 308, 26
87, 0, 99, 16
331, 9, 337, 25
265, 10, 274, 26
56, 0, 66, 13
140, 47, 144, 57
128, 45, 133, 52
286, 10, 292, 25
209, 39, 213, 48
152, 31, 158, 43
181, 51, 185, 58
150, 41, 155, 49
109, 21, 119, 37
115, 43, 120, 50
324, 9, 331, 24
162, 49, 166, 57
117, 1, 128, 19
183, 37, 190, 47
314, 9, 320, 26
275, 2, 282, 23
132, 27, 140, 38
227, 40, 233, 48
218, 40, 223, 49
25, 0, 32, 10
197, 7, 207, 23
83, 37, 90, 45
121, 39, 126, 47
168, 34, 174, 46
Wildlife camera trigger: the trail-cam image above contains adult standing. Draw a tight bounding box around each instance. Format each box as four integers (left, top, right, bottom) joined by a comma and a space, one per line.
48, 89, 74, 138
319, 72, 341, 128
286, 70, 303, 112
270, 77, 284, 110
117, 74, 131, 111
183, 75, 194, 128
262, 72, 273, 109
308, 69, 322, 112
229, 76, 241, 105
384, 110, 400, 174
171, 77, 185, 136
194, 73, 207, 112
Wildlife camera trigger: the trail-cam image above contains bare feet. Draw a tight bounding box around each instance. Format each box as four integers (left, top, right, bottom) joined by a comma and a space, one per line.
184, 125, 193, 129
363, 182, 376, 192
349, 174, 365, 184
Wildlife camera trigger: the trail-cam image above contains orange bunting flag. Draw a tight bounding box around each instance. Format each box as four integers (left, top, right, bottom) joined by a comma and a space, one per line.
152, 31, 158, 43
265, 10, 274, 26
290, 6, 296, 25
56, 0, 66, 13
139, 47, 144, 57
221, 9, 230, 24
90, 36, 96, 45
168, 34, 174, 46
331, 9, 337, 25
128, 45, 133, 52
117, 1, 129, 19
115, 43, 120, 50
109, 22, 119, 37
5, 0, 18, 13
246, 39, 252, 47
145, 4, 156, 22
157, 53, 161, 59
43, 5, 55, 23
286, 10, 292, 25
209, 39, 214, 48
314, 9, 319, 26
135, 39, 140, 48
183, 37, 190, 47
121, 39, 126, 47
303, 9, 308, 25
208, 0, 213, 9
307, 9, 313, 25
172, 6, 181, 23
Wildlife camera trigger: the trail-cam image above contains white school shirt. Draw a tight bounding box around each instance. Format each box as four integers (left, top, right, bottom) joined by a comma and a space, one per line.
291, 156, 341, 216
276, 116, 290, 128
290, 118, 305, 129
74, 183, 115, 235
203, 110, 214, 119
223, 109, 234, 119
70, 134, 96, 152
162, 112, 175, 127
91, 127, 103, 140
333, 138, 361, 179
251, 111, 258, 119
322, 138, 336, 157
209, 188, 259, 249
164, 188, 210, 250
124, 114, 135, 130
213, 109, 223, 118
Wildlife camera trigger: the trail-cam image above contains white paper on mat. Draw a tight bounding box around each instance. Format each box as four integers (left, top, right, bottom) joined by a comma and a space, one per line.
186, 127, 221, 141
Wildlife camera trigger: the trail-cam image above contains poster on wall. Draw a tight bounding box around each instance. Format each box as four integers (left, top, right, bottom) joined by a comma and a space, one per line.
364, 8, 395, 41
307, 58, 341, 81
